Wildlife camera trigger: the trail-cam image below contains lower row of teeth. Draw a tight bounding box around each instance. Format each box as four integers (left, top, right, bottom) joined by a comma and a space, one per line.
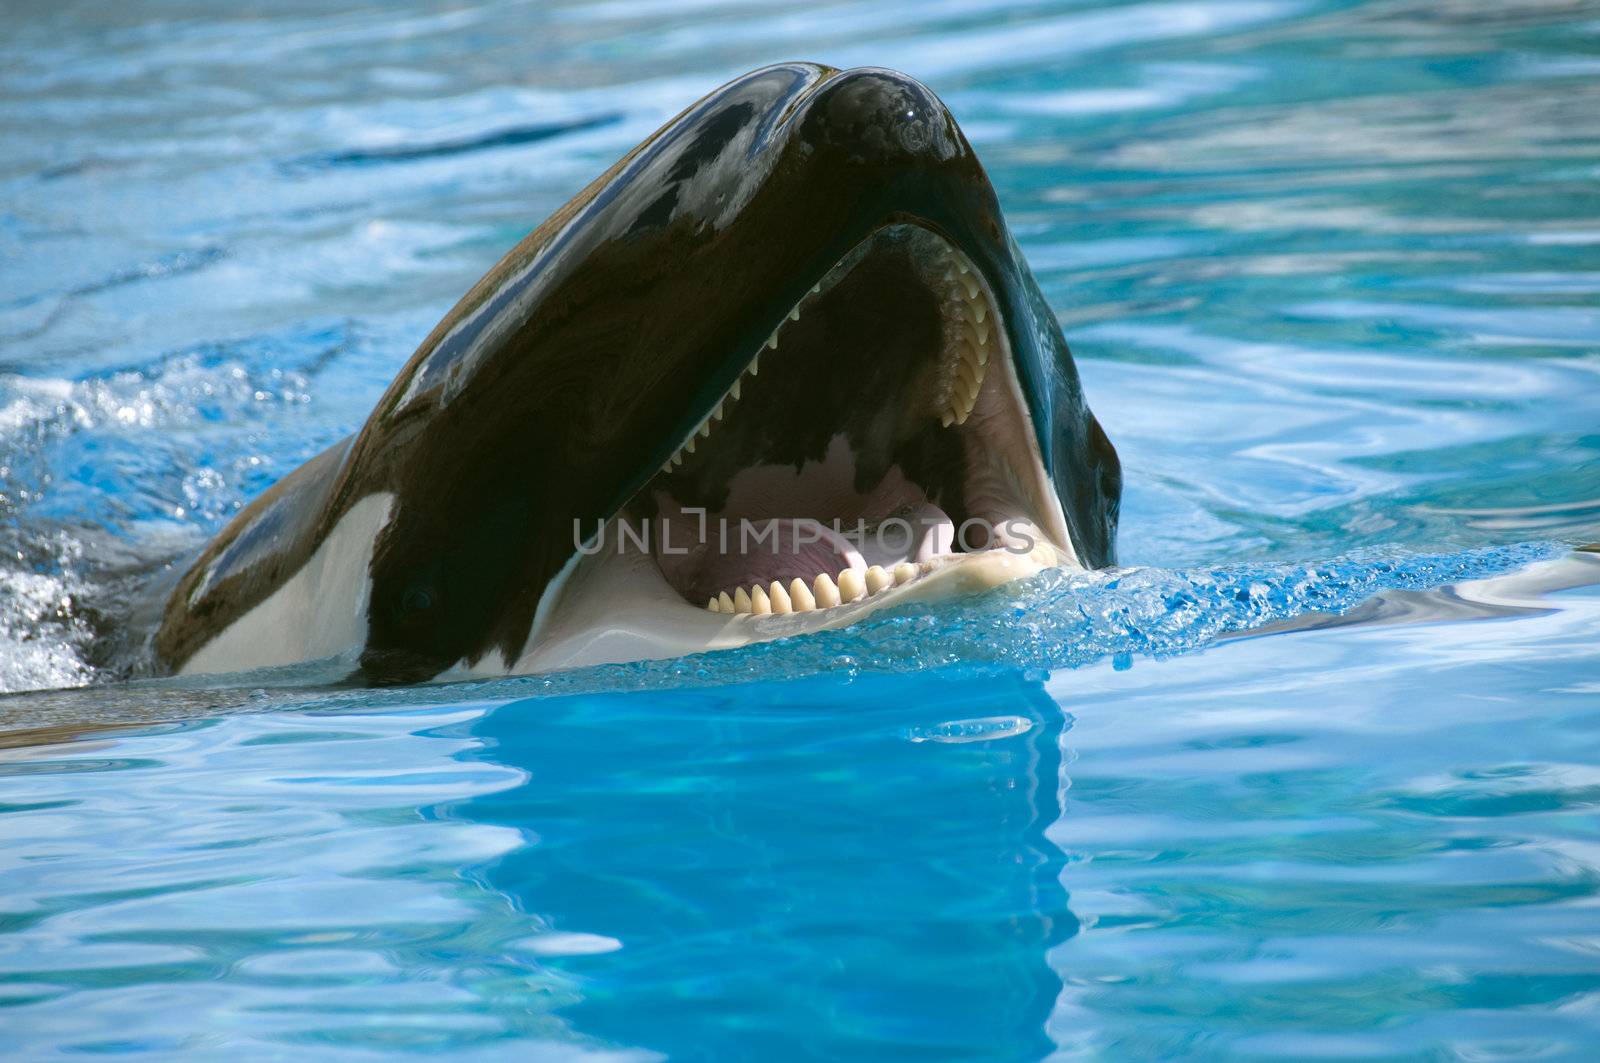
706, 562, 923, 614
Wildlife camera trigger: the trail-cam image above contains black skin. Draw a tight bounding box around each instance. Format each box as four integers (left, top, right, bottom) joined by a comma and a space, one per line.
154, 63, 1121, 685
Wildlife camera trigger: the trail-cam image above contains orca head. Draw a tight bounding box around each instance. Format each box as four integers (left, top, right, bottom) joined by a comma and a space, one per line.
341, 63, 1120, 683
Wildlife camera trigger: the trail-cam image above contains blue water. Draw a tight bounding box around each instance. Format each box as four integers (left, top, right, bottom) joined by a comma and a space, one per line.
3, 0, 1599, 1057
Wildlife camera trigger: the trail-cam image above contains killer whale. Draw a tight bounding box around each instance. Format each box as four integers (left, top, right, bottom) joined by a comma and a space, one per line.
153, 63, 1122, 684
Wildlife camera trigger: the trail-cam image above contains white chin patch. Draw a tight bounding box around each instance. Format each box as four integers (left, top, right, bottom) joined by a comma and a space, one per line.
180, 493, 394, 676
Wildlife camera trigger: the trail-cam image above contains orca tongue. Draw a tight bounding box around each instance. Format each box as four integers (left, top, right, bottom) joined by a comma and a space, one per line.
852, 501, 955, 568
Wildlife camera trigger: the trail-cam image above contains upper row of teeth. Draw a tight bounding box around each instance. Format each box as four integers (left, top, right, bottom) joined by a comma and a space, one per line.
938, 251, 993, 427
661, 284, 824, 474
706, 561, 924, 615
661, 246, 996, 474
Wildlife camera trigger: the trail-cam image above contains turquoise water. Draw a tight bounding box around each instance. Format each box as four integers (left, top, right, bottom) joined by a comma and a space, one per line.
3, 0, 1600, 1057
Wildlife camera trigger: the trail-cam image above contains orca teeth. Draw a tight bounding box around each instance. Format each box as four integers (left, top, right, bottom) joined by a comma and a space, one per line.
935, 246, 996, 427
661, 235, 999, 475
793, 577, 818, 610
703, 561, 930, 615
661, 343, 765, 473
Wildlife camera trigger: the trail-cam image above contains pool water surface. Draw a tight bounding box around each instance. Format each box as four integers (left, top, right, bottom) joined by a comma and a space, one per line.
2, 0, 1598, 1057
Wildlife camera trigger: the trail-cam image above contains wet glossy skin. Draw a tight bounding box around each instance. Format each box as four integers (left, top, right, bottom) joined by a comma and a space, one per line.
154, 63, 1121, 684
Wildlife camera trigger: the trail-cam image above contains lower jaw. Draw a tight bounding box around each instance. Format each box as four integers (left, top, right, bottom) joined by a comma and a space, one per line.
480, 518, 1068, 676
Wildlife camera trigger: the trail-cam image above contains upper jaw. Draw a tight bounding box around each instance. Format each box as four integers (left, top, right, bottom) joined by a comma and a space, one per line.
475, 223, 1078, 676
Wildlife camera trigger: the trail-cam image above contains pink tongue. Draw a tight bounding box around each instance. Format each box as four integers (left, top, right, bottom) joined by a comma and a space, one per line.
655, 517, 865, 605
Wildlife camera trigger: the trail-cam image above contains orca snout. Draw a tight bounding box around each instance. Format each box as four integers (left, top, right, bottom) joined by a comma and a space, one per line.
798, 67, 961, 168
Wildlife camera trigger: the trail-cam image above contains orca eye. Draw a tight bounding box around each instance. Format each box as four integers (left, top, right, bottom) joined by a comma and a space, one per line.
401, 585, 435, 615
390, 561, 445, 630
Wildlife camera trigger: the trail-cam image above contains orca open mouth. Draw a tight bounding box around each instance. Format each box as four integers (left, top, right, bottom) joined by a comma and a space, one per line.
516, 223, 1075, 672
